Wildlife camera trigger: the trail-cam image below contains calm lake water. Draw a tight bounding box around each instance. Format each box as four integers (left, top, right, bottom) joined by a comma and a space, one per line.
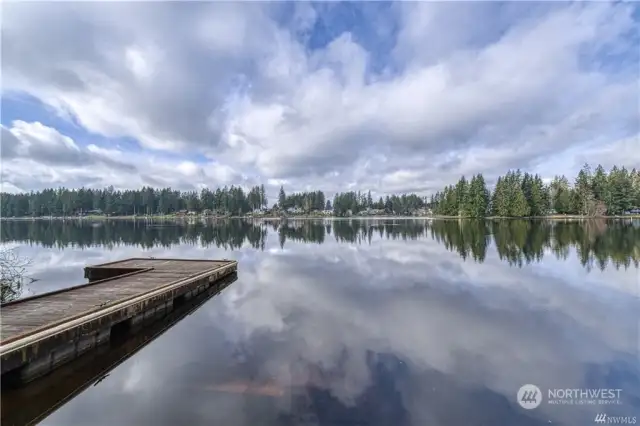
2, 218, 639, 426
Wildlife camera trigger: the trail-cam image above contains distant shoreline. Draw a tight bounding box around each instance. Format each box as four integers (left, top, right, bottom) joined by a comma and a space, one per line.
1, 214, 639, 221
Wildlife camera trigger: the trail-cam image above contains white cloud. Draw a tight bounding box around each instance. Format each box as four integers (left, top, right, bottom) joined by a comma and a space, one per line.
1, 121, 245, 192
12, 121, 79, 151
124, 45, 160, 81
574, 135, 640, 170
0, 182, 23, 194
86, 144, 123, 159
176, 161, 201, 177
1, 2, 638, 195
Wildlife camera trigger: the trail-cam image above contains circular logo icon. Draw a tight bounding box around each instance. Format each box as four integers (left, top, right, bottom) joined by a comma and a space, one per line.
517, 384, 542, 409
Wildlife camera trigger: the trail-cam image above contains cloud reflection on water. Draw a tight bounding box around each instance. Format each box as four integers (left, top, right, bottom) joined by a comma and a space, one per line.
2, 219, 637, 426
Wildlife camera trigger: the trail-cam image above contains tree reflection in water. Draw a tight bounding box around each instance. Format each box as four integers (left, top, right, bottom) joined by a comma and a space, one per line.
1, 218, 638, 271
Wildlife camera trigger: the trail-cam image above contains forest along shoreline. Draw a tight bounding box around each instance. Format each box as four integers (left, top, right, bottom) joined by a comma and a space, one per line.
2, 215, 640, 221
2, 164, 639, 220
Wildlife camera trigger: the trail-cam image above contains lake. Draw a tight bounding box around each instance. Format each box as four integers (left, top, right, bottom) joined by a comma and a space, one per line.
1, 218, 639, 426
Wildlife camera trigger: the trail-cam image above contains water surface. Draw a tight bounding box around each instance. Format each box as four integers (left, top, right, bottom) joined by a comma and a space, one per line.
2, 219, 639, 426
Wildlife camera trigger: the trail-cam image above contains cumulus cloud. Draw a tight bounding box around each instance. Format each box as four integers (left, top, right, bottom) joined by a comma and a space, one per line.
3, 121, 129, 170
0, 121, 246, 193
1, 2, 638, 196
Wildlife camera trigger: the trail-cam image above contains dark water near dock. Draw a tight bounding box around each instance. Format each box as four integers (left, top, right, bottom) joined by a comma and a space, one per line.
1, 219, 639, 426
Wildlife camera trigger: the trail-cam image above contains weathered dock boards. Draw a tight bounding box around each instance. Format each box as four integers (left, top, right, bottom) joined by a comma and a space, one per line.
1, 272, 238, 426
0, 258, 238, 385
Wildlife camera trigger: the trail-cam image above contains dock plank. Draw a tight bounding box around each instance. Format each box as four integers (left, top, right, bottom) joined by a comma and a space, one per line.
0, 258, 233, 343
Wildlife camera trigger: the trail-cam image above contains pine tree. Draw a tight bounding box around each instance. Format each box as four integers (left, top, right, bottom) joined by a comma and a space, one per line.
521, 172, 533, 210
454, 176, 469, 216
510, 187, 530, 217
491, 177, 510, 217
607, 166, 634, 215
260, 184, 267, 208
574, 164, 594, 215
528, 175, 545, 216
466, 174, 489, 217
503, 170, 529, 217
551, 176, 571, 214
631, 168, 640, 209
591, 165, 608, 203
278, 186, 286, 209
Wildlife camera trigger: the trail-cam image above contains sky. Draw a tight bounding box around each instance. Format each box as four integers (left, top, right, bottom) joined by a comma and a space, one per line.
1, 1, 639, 200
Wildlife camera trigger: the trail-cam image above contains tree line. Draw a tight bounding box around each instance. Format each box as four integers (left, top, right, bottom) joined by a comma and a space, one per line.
0, 185, 269, 218
2, 219, 637, 272
332, 191, 426, 216
431, 164, 640, 217
1, 164, 638, 218
278, 187, 327, 212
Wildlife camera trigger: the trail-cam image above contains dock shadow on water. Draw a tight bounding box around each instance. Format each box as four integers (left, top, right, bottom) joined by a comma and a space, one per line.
1, 219, 639, 426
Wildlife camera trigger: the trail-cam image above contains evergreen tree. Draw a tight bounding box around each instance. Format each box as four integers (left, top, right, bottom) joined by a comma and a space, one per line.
550, 175, 572, 214
465, 174, 489, 217
260, 184, 267, 208
591, 164, 608, 203
633, 169, 640, 208
521, 172, 533, 211
574, 164, 594, 215
528, 175, 546, 216
491, 177, 510, 217
454, 176, 469, 216
510, 187, 530, 217
278, 186, 286, 209
607, 166, 634, 215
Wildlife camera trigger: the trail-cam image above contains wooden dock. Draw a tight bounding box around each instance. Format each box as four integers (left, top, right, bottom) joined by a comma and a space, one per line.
1, 271, 238, 426
0, 258, 238, 385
